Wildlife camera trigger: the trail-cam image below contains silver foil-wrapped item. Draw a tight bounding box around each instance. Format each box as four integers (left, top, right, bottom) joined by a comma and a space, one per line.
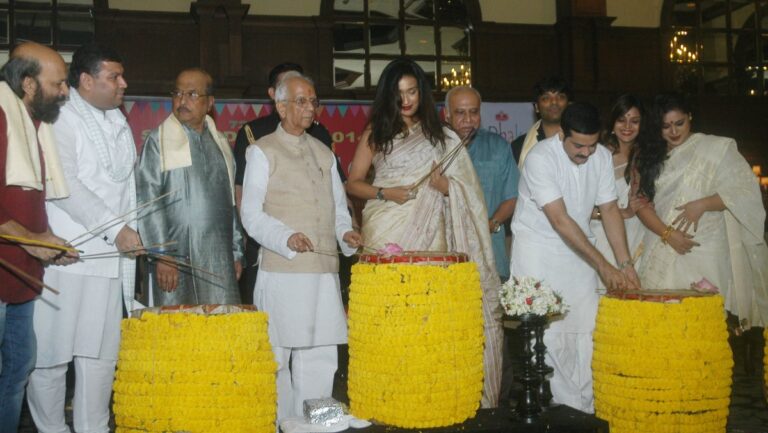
303, 397, 344, 427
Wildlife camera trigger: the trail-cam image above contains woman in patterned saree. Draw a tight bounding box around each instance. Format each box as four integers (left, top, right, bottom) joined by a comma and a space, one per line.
633, 93, 768, 328
346, 58, 504, 408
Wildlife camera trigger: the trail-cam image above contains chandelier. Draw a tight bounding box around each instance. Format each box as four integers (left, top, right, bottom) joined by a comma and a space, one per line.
669, 30, 698, 64
441, 64, 471, 89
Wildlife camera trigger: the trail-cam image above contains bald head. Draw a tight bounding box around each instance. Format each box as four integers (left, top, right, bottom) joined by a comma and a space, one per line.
11, 42, 64, 65
445, 86, 482, 139
1, 42, 69, 122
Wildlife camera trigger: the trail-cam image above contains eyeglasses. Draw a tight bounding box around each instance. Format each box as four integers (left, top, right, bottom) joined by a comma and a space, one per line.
170, 90, 210, 101
284, 97, 320, 109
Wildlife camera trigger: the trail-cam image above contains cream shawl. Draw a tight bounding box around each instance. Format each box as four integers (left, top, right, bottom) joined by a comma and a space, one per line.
0, 81, 68, 198
157, 114, 235, 204
516, 119, 541, 168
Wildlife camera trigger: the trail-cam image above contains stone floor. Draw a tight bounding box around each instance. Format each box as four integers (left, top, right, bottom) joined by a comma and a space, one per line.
17, 330, 768, 432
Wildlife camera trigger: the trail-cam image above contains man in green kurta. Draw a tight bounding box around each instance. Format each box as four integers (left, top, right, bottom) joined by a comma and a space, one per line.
136, 68, 243, 305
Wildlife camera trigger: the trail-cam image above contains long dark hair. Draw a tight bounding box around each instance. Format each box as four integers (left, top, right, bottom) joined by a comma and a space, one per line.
603, 94, 645, 182
634, 93, 692, 200
367, 58, 445, 155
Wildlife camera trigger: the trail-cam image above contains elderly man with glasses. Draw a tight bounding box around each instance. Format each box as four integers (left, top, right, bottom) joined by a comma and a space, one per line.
240, 71, 361, 424
136, 67, 243, 306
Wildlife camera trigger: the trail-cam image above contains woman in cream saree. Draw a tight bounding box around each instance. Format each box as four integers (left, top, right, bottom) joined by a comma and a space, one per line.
633, 94, 768, 329
347, 58, 503, 408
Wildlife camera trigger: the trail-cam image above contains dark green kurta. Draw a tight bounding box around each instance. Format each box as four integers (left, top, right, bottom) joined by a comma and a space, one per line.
137, 122, 243, 305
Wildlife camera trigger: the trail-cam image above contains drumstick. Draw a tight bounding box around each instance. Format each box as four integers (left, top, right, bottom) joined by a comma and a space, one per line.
0, 257, 59, 294
410, 143, 464, 190
310, 249, 341, 257
78, 241, 178, 259
411, 128, 477, 190
149, 254, 225, 280
0, 235, 82, 253
68, 189, 179, 246
439, 129, 478, 176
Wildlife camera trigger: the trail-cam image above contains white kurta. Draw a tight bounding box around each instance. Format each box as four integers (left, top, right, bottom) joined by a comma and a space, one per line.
34, 94, 134, 367
510, 134, 616, 412
240, 144, 355, 348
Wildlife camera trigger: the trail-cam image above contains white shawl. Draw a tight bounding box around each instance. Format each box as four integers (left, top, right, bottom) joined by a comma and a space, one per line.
0, 81, 68, 198
157, 113, 235, 204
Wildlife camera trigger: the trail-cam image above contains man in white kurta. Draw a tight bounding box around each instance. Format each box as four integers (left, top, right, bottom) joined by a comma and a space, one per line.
26, 44, 143, 433
240, 72, 361, 422
509, 102, 639, 413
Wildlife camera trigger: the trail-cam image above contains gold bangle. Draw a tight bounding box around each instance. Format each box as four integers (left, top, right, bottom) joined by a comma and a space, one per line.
660, 225, 674, 245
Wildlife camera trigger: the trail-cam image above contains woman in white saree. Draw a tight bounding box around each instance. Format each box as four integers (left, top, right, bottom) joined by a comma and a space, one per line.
633, 94, 768, 329
589, 95, 646, 292
346, 58, 503, 408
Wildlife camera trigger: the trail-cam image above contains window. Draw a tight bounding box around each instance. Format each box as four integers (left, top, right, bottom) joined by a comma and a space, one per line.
666, 0, 768, 96
0, 0, 94, 50
327, 0, 473, 91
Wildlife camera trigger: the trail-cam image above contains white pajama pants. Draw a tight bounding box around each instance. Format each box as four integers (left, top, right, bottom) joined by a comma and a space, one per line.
274, 345, 338, 421
26, 357, 116, 433
543, 331, 594, 413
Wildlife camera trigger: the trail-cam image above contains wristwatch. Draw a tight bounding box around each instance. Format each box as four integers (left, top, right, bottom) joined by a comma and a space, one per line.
376, 188, 386, 201
491, 219, 502, 233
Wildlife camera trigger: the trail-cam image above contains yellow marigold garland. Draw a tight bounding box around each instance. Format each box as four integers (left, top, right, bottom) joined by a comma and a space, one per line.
593, 296, 732, 433
113, 312, 277, 433
348, 262, 484, 428
764, 327, 768, 404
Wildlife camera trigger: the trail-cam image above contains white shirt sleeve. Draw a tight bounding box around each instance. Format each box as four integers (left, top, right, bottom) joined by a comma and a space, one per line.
331, 158, 356, 257
525, 151, 562, 209
49, 112, 123, 243
240, 145, 297, 259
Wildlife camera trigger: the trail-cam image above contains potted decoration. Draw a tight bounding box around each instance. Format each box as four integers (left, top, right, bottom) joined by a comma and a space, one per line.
499, 276, 567, 421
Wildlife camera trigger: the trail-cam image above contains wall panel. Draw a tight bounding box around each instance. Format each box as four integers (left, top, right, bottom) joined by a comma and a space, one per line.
94, 10, 199, 95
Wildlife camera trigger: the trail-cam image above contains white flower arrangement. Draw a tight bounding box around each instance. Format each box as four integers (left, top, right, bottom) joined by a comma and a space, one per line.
499, 276, 568, 317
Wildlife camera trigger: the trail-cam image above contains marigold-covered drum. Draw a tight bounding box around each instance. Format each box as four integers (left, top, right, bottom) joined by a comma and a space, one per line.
764, 328, 768, 404
113, 305, 277, 433
593, 291, 732, 433
348, 252, 484, 428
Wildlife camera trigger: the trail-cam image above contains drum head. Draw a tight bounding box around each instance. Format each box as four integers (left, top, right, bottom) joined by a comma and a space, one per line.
132, 304, 257, 318
606, 288, 715, 303
358, 251, 469, 266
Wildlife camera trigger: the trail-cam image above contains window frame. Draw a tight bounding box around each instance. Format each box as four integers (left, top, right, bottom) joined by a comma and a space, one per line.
325, 0, 475, 92
0, 0, 94, 51
665, 0, 768, 96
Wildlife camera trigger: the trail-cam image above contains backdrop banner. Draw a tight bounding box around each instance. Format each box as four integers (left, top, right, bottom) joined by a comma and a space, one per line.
123, 97, 534, 176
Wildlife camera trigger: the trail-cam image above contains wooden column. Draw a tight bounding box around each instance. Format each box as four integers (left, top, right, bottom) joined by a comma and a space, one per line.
555, 0, 615, 94
191, 0, 250, 97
